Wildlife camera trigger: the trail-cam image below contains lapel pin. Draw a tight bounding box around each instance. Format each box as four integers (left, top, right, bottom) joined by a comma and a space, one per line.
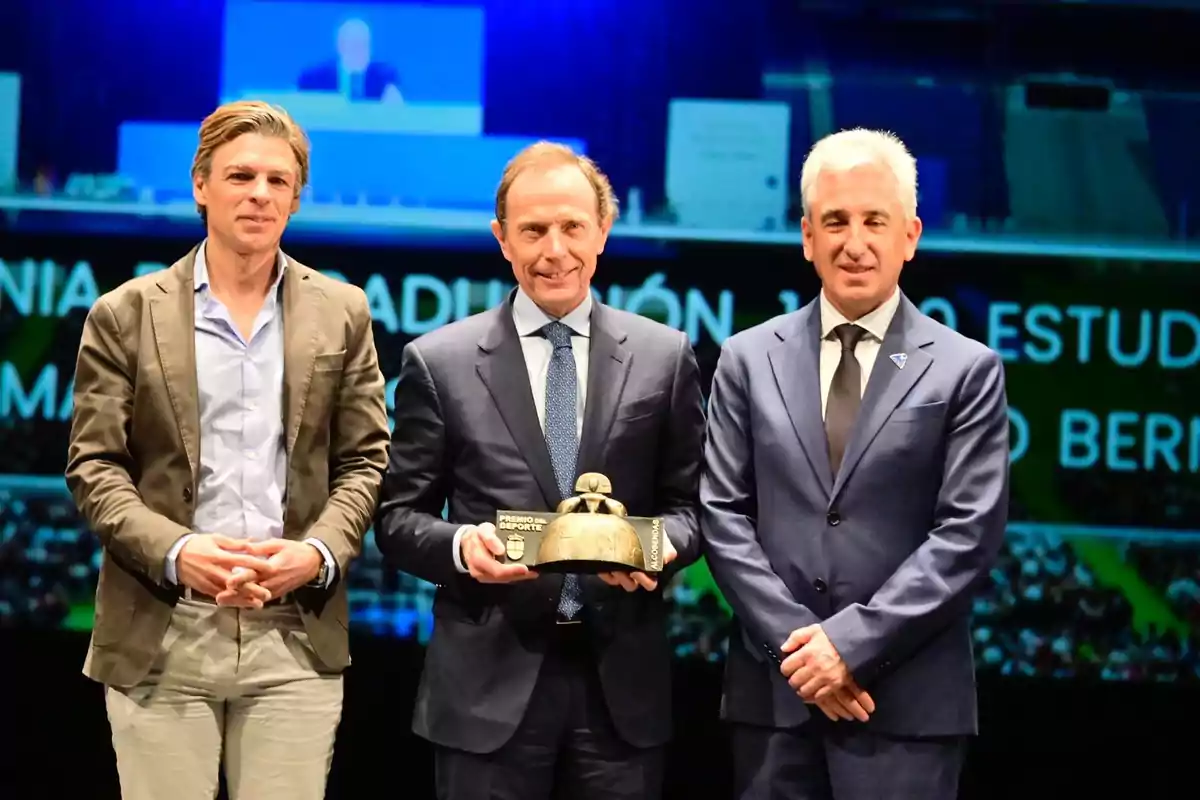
889, 353, 908, 369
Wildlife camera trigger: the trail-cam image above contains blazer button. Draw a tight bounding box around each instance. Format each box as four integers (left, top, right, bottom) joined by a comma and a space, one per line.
182, 487, 193, 503
813, 578, 828, 593
827, 511, 840, 526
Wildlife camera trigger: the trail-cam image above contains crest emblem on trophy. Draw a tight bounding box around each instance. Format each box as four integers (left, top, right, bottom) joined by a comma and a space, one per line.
505, 533, 526, 561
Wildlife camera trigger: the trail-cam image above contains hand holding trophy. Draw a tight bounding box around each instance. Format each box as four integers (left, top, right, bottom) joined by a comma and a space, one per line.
495, 473, 669, 590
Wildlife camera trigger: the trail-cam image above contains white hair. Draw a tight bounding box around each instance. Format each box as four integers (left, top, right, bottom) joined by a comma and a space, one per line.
799, 128, 918, 219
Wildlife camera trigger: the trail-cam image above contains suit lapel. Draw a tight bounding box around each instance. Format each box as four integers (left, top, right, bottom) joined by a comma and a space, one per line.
575, 303, 631, 478
830, 297, 934, 503
476, 302, 561, 508
282, 263, 323, 457
148, 251, 200, 479
768, 302, 833, 496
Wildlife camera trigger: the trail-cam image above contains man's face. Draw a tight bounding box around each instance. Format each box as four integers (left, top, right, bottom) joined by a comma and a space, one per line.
801, 162, 921, 320
337, 20, 371, 72
491, 163, 611, 318
193, 133, 300, 255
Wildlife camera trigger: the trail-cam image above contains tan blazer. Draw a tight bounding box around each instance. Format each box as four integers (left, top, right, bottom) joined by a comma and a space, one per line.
65, 246, 391, 688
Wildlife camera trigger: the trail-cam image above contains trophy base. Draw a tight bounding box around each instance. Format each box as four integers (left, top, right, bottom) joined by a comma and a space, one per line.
526, 559, 652, 575
495, 509, 665, 575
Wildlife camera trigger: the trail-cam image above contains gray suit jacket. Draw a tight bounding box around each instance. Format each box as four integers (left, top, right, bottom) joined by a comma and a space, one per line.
700, 293, 1009, 737
375, 291, 705, 753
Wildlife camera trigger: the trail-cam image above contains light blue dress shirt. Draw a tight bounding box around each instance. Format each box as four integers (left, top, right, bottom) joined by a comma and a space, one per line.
450, 288, 592, 572
164, 242, 335, 589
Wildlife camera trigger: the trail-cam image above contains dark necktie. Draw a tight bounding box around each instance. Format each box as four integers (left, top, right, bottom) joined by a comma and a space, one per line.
825, 323, 868, 478
541, 321, 583, 621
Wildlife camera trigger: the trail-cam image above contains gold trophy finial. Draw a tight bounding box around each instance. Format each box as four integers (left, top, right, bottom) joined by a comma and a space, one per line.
575, 472, 612, 494
556, 472, 628, 516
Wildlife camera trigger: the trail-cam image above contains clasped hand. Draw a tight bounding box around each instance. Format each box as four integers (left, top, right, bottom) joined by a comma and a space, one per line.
780, 625, 876, 723
177, 535, 322, 609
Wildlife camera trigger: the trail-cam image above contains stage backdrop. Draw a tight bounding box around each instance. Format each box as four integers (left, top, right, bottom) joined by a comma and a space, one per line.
1, 232, 1198, 683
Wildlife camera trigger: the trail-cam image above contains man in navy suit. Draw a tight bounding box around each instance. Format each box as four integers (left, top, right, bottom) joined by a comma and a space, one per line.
374, 142, 705, 800
699, 128, 1010, 799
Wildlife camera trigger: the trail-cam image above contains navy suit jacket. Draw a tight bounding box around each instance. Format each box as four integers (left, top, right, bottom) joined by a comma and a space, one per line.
375, 293, 705, 753
699, 292, 1010, 737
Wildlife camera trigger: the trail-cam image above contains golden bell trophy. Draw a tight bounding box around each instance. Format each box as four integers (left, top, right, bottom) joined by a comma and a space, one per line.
495, 473, 665, 574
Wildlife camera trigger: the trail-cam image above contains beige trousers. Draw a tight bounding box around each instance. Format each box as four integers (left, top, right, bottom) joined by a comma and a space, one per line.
105, 599, 343, 800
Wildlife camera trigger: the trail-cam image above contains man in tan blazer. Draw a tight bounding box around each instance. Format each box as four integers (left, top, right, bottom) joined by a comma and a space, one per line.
64, 100, 390, 800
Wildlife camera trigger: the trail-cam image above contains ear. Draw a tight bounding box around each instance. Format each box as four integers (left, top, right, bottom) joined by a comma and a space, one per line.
192, 174, 208, 215
801, 215, 814, 262
596, 214, 613, 255
904, 215, 923, 261
491, 219, 511, 261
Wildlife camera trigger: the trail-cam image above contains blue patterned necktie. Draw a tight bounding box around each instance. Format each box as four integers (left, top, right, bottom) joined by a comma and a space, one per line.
541, 321, 583, 621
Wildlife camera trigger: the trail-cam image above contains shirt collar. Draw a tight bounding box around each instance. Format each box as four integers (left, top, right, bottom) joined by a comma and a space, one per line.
512, 287, 593, 338
194, 239, 288, 297
819, 287, 900, 343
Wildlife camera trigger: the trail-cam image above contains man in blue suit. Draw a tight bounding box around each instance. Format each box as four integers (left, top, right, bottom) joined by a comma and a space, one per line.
699, 128, 1010, 799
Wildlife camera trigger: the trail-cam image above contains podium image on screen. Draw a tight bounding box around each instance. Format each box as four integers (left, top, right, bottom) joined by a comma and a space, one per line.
108, 0, 587, 237
221, 0, 486, 136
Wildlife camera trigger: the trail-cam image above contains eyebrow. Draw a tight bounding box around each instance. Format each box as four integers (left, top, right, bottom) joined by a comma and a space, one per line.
224, 164, 293, 178
820, 208, 891, 222
518, 217, 588, 229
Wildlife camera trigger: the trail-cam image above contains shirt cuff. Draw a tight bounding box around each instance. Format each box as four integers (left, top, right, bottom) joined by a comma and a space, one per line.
305, 539, 338, 589
452, 524, 471, 574
163, 533, 196, 585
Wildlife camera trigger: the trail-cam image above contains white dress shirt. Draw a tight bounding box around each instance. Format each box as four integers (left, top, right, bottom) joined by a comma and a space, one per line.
451, 289, 593, 572
511, 288, 592, 437
818, 288, 901, 420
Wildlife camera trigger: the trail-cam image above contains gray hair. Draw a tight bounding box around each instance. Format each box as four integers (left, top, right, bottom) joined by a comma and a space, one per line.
799, 128, 918, 218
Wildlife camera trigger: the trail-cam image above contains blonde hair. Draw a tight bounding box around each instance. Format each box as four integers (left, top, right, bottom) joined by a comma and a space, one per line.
494, 141, 618, 228
800, 128, 918, 218
190, 100, 311, 221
